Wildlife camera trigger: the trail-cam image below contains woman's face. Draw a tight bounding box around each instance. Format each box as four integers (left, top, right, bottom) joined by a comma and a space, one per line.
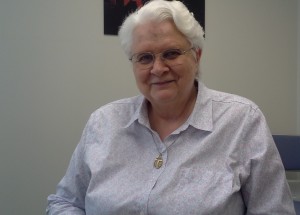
130, 20, 201, 106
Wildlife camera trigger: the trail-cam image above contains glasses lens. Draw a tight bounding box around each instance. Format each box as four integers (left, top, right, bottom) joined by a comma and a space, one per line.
131, 48, 191, 69
162, 49, 182, 60
136, 53, 154, 65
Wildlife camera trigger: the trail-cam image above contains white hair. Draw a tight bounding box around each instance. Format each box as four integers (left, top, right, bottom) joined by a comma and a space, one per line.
118, 0, 205, 58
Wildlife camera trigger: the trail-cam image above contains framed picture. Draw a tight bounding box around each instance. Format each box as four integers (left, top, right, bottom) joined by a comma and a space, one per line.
104, 0, 205, 35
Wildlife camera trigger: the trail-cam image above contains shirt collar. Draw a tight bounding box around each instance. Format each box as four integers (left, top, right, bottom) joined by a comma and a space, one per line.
125, 81, 213, 132
124, 96, 150, 129
188, 81, 213, 132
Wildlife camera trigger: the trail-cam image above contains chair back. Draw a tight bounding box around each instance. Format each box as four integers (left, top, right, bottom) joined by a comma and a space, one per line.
273, 135, 300, 170
273, 135, 300, 215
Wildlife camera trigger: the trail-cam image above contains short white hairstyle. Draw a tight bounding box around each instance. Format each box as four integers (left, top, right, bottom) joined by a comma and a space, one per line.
118, 0, 205, 58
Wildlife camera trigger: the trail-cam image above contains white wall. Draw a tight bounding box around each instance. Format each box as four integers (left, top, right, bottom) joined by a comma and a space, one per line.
202, 0, 298, 135
0, 0, 298, 214
297, 0, 300, 134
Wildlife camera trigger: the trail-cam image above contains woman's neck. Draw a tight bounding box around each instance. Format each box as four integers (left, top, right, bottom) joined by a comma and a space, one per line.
148, 86, 198, 140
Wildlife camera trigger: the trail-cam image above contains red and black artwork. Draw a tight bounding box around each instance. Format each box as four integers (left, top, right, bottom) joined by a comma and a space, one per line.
104, 0, 205, 35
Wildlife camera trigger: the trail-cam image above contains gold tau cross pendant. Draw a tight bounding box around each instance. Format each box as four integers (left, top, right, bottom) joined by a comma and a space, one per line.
154, 153, 163, 169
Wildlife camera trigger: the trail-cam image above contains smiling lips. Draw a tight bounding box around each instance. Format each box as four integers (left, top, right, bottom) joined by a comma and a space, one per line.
151, 80, 175, 86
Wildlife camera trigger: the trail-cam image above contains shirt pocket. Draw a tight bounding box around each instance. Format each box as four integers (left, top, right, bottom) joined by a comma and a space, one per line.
175, 167, 241, 207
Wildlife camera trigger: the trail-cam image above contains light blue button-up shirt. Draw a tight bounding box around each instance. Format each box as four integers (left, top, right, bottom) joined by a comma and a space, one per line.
47, 82, 296, 215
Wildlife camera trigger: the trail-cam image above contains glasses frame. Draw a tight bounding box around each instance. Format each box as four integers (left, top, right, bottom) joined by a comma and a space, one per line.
129, 47, 194, 69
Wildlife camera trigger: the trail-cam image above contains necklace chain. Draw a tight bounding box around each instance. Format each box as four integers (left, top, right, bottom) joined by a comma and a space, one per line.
151, 132, 179, 169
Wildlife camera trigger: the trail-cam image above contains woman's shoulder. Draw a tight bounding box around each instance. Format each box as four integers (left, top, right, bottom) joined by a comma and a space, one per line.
88, 95, 144, 123
208, 88, 259, 111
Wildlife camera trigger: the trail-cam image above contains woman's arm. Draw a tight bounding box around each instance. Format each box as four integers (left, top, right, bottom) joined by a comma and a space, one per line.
241, 108, 296, 215
46, 118, 93, 215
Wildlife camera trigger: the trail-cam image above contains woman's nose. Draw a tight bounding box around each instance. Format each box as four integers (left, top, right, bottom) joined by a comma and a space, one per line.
150, 57, 169, 76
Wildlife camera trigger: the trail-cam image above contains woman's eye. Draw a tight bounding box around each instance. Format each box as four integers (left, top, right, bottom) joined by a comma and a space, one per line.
163, 49, 181, 60
137, 54, 153, 64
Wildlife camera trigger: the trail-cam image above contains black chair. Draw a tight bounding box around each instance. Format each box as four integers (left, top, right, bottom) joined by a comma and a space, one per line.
273, 135, 300, 215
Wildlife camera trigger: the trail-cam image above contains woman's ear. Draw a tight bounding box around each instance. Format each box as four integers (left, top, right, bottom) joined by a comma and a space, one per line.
195, 48, 202, 63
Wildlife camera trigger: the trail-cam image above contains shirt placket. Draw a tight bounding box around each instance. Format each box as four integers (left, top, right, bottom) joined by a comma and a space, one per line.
145, 133, 180, 215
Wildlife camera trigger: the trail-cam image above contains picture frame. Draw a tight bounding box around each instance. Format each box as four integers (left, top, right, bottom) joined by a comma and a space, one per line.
104, 0, 205, 35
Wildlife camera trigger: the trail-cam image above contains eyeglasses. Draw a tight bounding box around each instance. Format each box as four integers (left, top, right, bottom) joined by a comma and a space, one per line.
129, 47, 194, 70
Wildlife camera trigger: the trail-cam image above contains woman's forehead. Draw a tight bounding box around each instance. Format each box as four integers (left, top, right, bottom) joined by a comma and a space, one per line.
131, 21, 189, 51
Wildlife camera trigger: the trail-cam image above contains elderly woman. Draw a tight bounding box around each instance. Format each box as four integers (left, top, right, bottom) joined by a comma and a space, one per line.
47, 0, 296, 214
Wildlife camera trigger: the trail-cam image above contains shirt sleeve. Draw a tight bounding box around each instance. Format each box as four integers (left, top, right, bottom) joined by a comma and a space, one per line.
241, 108, 296, 215
46, 118, 92, 215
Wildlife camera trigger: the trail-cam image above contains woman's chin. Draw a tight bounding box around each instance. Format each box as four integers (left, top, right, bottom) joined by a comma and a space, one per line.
149, 90, 178, 104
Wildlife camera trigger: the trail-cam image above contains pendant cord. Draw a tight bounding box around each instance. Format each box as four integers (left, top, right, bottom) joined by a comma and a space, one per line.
150, 131, 179, 169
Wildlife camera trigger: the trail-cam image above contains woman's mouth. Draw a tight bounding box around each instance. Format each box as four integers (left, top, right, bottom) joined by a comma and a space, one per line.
152, 80, 174, 86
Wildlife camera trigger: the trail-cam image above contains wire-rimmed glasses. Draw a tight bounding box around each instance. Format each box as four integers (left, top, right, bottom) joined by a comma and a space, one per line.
129, 47, 194, 70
